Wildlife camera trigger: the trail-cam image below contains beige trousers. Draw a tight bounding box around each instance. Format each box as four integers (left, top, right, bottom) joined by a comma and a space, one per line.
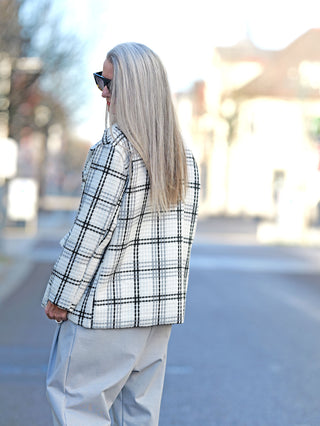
46, 320, 172, 426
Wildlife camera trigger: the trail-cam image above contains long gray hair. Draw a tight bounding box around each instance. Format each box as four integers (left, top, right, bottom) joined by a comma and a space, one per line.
106, 42, 187, 211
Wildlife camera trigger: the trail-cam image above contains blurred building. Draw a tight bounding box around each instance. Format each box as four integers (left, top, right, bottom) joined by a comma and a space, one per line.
178, 28, 320, 228
0, 52, 89, 230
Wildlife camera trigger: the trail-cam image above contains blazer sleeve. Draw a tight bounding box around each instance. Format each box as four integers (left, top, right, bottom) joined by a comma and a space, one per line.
42, 141, 128, 311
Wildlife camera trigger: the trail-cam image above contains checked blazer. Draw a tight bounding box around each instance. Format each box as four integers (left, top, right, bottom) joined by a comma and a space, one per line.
42, 124, 200, 329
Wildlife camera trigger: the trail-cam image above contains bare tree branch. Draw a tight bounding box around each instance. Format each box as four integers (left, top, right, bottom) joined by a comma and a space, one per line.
0, 0, 88, 140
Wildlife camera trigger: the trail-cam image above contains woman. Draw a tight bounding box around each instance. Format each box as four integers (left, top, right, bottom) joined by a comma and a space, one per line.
43, 42, 200, 425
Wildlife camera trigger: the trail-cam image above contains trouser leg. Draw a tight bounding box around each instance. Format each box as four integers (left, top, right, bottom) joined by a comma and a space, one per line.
46, 321, 171, 426
46, 323, 64, 426
46, 321, 132, 425
111, 325, 172, 426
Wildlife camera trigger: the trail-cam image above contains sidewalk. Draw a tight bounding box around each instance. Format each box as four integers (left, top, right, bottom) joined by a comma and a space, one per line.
1, 211, 320, 305
3, 212, 318, 299
194, 215, 260, 245
6, 211, 320, 305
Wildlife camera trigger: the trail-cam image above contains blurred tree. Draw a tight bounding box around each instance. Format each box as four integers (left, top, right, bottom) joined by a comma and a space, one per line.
0, 0, 86, 141
18, 0, 85, 113
0, 0, 89, 196
0, 0, 23, 58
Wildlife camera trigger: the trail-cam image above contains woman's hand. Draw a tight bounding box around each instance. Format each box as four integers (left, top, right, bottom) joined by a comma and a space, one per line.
45, 301, 68, 323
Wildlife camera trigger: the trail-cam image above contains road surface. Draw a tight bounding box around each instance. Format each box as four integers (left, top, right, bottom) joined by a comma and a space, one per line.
1, 224, 320, 425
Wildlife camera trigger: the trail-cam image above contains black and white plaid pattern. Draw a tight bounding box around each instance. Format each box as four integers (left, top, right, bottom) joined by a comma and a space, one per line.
42, 125, 200, 329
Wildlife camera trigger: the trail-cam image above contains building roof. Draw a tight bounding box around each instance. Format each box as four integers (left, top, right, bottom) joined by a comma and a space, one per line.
231, 29, 320, 99
216, 38, 276, 64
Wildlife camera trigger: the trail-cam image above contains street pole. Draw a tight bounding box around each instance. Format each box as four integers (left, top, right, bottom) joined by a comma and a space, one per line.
0, 52, 12, 234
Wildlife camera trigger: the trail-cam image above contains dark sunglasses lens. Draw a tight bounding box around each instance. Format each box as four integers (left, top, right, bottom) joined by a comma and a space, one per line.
94, 74, 104, 91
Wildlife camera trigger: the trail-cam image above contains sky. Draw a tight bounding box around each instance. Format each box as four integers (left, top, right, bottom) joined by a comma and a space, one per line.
55, 0, 320, 141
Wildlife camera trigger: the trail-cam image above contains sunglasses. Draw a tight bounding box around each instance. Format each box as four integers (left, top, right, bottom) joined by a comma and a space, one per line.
93, 71, 112, 92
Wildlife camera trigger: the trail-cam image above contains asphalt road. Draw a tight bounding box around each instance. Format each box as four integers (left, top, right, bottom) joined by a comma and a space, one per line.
1, 236, 320, 425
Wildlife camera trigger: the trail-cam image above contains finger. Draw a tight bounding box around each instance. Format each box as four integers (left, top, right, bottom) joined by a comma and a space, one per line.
45, 302, 54, 316
45, 307, 57, 320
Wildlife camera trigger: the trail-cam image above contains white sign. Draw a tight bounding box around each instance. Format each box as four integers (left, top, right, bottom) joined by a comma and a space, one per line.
0, 138, 18, 178
7, 178, 38, 221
